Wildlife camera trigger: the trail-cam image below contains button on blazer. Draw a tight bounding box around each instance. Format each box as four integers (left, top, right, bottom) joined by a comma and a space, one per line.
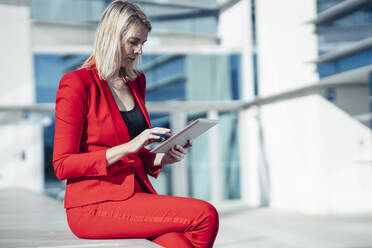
53, 66, 162, 209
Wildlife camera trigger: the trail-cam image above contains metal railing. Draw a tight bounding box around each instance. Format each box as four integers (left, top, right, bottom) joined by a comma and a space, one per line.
0, 80, 370, 207
0, 80, 367, 113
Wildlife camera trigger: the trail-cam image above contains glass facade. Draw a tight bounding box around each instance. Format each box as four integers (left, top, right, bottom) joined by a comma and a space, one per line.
30, 0, 106, 23
316, 0, 372, 126
317, 0, 372, 53
318, 49, 372, 78
31, 0, 242, 201
30, 0, 218, 34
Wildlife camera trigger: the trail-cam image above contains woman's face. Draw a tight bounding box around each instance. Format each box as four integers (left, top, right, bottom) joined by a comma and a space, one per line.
121, 24, 149, 68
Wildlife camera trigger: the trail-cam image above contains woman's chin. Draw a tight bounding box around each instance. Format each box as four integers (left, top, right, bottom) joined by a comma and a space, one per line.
121, 60, 134, 68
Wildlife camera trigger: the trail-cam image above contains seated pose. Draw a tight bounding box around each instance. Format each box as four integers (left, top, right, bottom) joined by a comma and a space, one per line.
52, 1, 219, 247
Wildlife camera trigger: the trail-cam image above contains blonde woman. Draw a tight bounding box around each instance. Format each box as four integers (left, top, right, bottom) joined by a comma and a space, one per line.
53, 1, 219, 247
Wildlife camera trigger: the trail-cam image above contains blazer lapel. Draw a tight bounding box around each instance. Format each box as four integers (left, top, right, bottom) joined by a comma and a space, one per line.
92, 69, 131, 145
92, 69, 156, 193
127, 78, 152, 129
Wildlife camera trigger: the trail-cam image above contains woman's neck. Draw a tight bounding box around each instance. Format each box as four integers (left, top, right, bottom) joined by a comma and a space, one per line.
108, 72, 129, 90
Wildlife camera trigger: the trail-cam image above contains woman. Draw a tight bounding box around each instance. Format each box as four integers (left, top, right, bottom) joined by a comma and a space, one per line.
53, 1, 219, 247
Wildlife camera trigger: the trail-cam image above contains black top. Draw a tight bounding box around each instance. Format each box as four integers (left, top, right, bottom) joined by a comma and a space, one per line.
120, 100, 148, 139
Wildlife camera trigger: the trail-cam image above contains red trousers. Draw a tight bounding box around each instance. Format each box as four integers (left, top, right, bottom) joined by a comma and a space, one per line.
66, 177, 219, 247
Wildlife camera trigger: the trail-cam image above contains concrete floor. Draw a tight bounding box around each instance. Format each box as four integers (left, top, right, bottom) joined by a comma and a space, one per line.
1, 189, 372, 248
215, 208, 372, 248
0, 189, 160, 248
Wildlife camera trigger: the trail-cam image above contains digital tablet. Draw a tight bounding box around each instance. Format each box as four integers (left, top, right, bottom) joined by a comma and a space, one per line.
150, 118, 218, 153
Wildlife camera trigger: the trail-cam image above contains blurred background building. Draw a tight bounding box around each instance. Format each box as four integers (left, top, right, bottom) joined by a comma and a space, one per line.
0, 0, 371, 215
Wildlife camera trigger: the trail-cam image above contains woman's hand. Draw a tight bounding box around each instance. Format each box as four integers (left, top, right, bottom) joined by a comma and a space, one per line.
156, 140, 193, 166
128, 127, 171, 153
106, 127, 171, 167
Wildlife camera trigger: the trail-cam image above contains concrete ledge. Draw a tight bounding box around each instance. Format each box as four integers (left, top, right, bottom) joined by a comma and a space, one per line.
0, 189, 161, 248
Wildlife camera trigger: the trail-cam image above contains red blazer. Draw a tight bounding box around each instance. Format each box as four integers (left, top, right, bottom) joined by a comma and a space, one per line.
53, 66, 162, 209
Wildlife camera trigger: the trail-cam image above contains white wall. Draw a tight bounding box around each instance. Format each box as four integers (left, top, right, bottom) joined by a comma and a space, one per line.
0, 123, 44, 191
256, 0, 319, 95
0, 3, 44, 192
253, 0, 372, 214
0, 4, 34, 104
219, 0, 372, 214
261, 95, 372, 214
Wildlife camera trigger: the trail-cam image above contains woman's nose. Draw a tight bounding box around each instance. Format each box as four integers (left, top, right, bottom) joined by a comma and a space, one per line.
135, 45, 143, 55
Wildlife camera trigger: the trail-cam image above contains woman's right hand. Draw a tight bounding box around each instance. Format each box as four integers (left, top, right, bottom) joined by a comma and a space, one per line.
127, 127, 171, 153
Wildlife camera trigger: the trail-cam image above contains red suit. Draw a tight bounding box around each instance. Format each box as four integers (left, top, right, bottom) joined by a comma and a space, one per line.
53, 66, 219, 247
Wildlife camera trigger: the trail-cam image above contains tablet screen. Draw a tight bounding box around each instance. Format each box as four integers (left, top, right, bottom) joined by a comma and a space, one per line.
150, 118, 218, 153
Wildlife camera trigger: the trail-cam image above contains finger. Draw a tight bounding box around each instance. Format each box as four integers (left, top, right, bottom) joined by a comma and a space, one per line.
170, 147, 185, 158
152, 127, 171, 133
148, 134, 165, 142
151, 127, 171, 136
171, 146, 184, 155
169, 147, 178, 157
170, 152, 183, 161
174, 144, 186, 154
183, 140, 193, 149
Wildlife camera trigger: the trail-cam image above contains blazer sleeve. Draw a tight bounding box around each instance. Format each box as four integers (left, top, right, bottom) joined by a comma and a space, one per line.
136, 72, 163, 178
53, 72, 108, 180
138, 148, 162, 178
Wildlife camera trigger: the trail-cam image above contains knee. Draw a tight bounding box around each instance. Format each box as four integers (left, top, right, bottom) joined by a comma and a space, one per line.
205, 201, 219, 221
187, 200, 219, 245
198, 200, 219, 228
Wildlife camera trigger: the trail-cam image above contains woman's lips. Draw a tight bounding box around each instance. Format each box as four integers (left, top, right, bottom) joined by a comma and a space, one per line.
124, 57, 135, 66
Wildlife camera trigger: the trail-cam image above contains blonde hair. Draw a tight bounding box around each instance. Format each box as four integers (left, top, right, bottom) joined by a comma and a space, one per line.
83, 0, 152, 80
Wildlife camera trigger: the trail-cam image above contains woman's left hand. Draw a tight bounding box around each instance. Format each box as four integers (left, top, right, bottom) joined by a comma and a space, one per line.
157, 140, 193, 166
